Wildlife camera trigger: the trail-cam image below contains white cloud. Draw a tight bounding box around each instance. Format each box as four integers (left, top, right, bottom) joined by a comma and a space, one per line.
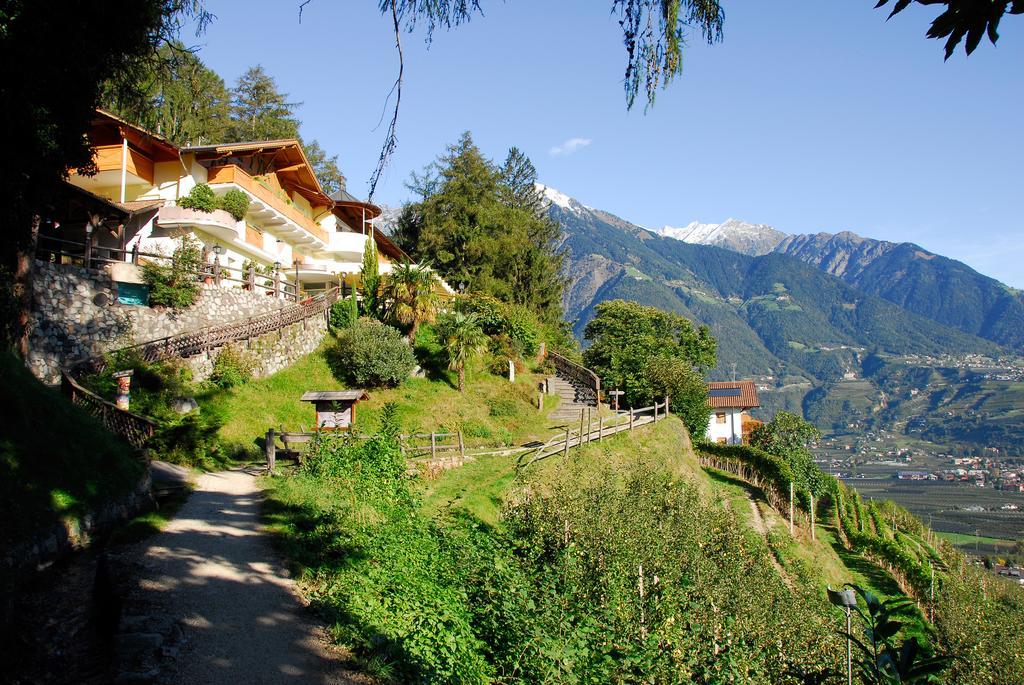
549, 137, 592, 156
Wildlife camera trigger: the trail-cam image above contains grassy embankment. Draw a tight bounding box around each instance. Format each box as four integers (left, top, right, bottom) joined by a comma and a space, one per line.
0, 354, 146, 557
202, 335, 571, 462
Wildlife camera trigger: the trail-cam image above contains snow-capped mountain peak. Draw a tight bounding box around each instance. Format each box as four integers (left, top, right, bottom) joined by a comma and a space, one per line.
656, 218, 787, 256
536, 183, 590, 215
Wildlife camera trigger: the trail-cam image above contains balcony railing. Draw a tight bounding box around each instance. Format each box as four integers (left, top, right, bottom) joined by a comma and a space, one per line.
206, 164, 329, 244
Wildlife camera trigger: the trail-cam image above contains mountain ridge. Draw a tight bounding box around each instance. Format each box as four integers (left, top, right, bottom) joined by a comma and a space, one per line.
539, 183, 1024, 351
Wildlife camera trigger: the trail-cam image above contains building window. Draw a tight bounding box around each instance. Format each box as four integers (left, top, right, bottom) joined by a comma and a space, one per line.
716, 412, 727, 424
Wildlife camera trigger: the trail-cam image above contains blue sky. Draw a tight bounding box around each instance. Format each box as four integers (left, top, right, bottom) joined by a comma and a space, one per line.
190, 1, 1023, 287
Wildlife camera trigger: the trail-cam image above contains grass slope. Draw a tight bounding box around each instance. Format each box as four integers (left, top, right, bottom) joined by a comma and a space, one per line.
203, 338, 567, 460
0, 353, 145, 550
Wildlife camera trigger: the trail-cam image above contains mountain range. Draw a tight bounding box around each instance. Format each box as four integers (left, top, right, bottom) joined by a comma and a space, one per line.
538, 184, 1024, 451
648, 214, 1024, 351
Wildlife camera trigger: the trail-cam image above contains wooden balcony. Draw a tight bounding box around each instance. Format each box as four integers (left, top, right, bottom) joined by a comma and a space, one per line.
206, 164, 329, 244
93, 145, 155, 184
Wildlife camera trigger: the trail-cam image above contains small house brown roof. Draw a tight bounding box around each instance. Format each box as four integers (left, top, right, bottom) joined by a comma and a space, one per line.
300, 390, 370, 402
707, 381, 760, 409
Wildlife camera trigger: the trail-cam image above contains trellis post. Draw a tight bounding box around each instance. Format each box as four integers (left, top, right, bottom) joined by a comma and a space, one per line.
789, 481, 795, 535
810, 492, 816, 540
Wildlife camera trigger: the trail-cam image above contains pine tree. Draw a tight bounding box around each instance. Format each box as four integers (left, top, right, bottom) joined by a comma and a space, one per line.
395, 133, 566, 324
104, 43, 230, 146
304, 140, 346, 195
226, 66, 300, 142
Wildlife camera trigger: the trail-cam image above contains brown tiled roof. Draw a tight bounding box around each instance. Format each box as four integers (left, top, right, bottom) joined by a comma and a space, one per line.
707, 380, 760, 409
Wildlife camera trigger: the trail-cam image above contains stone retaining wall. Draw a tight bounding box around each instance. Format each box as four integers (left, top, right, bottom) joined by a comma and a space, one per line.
183, 313, 328, 382
28, 260, 302, 383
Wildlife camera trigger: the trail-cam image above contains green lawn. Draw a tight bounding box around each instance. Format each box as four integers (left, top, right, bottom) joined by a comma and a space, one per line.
936, 531, 1015, 547
201, 337, 568, 460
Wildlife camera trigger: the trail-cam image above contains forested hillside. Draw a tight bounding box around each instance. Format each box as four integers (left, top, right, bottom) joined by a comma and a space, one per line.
775, 231, 1024, 351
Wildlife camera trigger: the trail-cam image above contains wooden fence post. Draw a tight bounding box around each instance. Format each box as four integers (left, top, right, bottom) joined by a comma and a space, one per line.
598, 413, 603, 442
665, 396, 670, 415
654, 401, 659, 423
563, 426, 570, 458
458, 431, 465, 460
587, 407, 592, 443
265, 428, 276, 473
629, 408, 634, 431
579, 408, 585, 444
430, 432, 437, 460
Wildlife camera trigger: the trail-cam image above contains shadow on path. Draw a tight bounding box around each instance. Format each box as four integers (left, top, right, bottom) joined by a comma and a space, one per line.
129, 468, 365, 684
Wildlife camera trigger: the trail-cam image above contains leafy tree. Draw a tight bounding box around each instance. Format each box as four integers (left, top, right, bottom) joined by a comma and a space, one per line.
393, 133, 565, 324
875, 0, 1022, 59
102, 42, 230, 146
381, 260, 438, 340
434, 311, 487, 392
303, 139, 346, 195
750, 411, 827, 495
583, 299, 717, 410
645, 355, 710, 436
226, 65, 301, 142
0, 0, 210, 353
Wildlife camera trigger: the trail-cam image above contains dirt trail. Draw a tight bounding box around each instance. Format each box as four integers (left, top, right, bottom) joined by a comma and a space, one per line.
129, 468, 363, 684
747, 496, 793, 587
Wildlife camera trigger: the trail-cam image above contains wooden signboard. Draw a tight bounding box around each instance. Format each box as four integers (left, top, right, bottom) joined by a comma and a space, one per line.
300, 390, 369, 431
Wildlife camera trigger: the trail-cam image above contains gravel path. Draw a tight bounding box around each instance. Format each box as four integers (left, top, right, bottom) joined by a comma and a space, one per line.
131, 468, 363, 684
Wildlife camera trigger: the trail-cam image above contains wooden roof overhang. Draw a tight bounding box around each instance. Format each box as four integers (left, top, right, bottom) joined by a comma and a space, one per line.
184, 140, 333, 211
89, 109, 180, 163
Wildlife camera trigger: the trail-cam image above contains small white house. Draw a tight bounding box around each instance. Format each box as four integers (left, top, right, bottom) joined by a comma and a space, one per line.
705, 381, 760, 445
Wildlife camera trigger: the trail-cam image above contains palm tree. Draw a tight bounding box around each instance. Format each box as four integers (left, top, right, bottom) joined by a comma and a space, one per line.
382, 260, 438, 340
434, 311, 487, 392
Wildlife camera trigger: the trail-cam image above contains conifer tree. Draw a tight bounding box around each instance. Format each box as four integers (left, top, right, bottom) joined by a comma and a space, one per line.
226, 66, 301, 142
393, 133, 565, 324
103, 43, 230, 146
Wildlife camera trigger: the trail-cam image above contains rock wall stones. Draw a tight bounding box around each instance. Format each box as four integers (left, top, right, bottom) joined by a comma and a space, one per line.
183, 314, 328, 382
28, 260, 311, 383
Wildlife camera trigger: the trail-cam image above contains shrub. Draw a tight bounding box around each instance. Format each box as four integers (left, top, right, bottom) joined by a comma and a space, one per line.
177, 183, 217, 213
329, 289, 359, 330
487, 396, 521, 418
329, 318, 416, 388
458, 295, 539, 357
209, 344, 257, 388
219, 188, 250, 221
142, 235, 203, 308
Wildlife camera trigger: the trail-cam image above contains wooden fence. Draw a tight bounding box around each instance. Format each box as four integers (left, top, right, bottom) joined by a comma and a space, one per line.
61, 287, 340, 448
548, 350, 601, 404
518, 398, 670, 469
